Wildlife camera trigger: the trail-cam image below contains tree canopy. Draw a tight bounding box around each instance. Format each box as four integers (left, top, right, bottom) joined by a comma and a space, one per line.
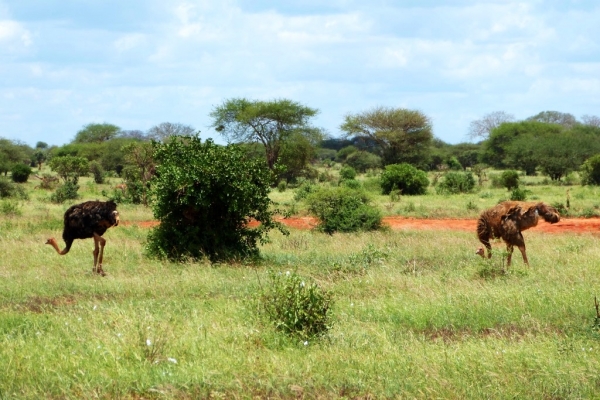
74, 123, 120, 143
340, 107, 432, 168
468, 111, 515, 141
210, 98, 321, 170
147, 122, 195, 142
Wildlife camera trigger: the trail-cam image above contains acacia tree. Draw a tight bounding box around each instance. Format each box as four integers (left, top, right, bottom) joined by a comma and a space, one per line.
468, 111, 515, 141
146, 136, 287, 261
147, 122, 195, 142
340, 107, 432, 168
526, 111, 577, 129
582, 114, 600, 128
74, 123, 120, 143
210, 98, 321, 170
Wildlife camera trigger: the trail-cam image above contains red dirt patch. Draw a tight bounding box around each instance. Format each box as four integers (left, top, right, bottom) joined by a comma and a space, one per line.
122, 217, 600, 234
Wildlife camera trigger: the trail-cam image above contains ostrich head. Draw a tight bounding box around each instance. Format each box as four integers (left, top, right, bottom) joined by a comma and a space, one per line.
105, 200, 120, 227
475, 247, 485, 257
535, 202, 560, 224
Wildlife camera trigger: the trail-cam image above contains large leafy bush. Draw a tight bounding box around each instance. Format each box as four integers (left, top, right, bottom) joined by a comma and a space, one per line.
146, 136, 286, 261
306, 186, 382, 234
380, 163, 429, 195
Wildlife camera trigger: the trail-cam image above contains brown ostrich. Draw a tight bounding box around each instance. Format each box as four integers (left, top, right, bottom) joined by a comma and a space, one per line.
476, 201, 560, 267
46, 200, 120, 276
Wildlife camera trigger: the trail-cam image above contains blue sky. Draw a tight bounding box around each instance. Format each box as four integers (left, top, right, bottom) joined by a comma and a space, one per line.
1, 1, 599, 147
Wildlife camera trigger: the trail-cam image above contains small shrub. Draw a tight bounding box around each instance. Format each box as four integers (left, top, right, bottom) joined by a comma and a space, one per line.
466, 200, 478, 211
293, 181, 318, 201
510, 188, 530, 201
436, 172, 475, 194
50, 181, 80, 203
339, 165, 357, 180
489, 173, 503, 188
551, 202, 568, 216
581, 207, 599, 218
258, 270, 333, 340
277, 180, 287, 192
404, 201, 416, 213
0, 178, 28, 199
446, 156, 462, 171
37, 173, 59, 189
89, 161, 105, 184
500, 170, 520, 190
390, 189, 401, 202
0, 178, 15, 198
306, 186, 382, 234
318, 170, 334, 183
581, 154, 600, 186
11, 164, 32, 183
341, 179, 361, 190
0, 200, 22, 216
380, 163, 429, 195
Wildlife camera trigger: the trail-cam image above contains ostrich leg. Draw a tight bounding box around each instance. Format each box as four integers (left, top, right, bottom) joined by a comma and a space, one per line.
515, 233, 529, 266
92, 233, 107, 276
506, 244, 514, 267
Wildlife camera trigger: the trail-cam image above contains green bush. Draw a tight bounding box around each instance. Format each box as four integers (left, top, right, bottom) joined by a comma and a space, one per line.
581, 154, 600, 185
48, 155, 89, 184
436, 171, 475, 194
11, 164, 32, 183
500, 170, 520, 190
510, 187, 530, 201
345, 151, 381, 173
89, 161, 105, 184
146, 136, 286, 262
0, 178, 28, 199
336, 145, 358, 162
341, 179, 362, 190
50, 181, 80, 203
446, 156, 463, 171
380, 163, 429, 195
258, 270, 333, 340
306, 186, 382, 234
293, 181, 318, 201
277, 180, 287, 192
339, 165, 357, 180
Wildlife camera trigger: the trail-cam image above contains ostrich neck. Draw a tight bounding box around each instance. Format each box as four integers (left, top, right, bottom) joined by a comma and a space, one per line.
47, 238, 68, 255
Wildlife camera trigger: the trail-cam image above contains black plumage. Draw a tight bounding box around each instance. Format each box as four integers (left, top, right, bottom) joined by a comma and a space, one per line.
46, 200, 120, 276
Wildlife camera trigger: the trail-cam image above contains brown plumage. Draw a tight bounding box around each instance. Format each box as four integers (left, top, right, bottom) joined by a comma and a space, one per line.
46, 200, 120, 276
476, 201, 560, 266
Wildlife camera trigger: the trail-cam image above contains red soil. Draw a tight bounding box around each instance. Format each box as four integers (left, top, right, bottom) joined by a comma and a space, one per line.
123, 216, 600, 234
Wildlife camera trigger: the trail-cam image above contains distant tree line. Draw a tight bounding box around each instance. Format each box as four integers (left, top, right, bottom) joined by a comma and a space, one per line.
2, 104, 600, 190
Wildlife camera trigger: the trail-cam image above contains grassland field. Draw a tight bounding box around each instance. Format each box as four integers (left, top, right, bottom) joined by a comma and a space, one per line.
1, 169, 600, 399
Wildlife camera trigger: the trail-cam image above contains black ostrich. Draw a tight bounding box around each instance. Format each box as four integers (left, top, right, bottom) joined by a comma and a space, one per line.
46, 200, 120, 276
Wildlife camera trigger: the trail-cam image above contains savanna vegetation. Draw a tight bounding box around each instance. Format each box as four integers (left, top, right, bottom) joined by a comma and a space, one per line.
2, 106, 600, 398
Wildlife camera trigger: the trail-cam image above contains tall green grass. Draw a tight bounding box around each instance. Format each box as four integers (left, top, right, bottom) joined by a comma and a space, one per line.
1, 175, 600, 398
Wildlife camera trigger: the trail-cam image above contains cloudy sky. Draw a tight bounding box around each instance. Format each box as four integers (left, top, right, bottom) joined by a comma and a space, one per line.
1, 1, 599, 147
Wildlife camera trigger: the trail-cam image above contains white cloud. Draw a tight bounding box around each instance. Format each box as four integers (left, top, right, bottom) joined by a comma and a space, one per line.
0, 19, 31, 47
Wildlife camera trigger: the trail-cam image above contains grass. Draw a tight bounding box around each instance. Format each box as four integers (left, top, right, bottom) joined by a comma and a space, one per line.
1, 173, 600, 398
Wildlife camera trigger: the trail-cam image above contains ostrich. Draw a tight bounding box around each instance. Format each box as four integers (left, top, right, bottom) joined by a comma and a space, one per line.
476, 201, 560, 267
46, 200, 120, 276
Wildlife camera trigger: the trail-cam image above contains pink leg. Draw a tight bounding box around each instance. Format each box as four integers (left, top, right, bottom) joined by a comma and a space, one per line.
93, 233, 107, 276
